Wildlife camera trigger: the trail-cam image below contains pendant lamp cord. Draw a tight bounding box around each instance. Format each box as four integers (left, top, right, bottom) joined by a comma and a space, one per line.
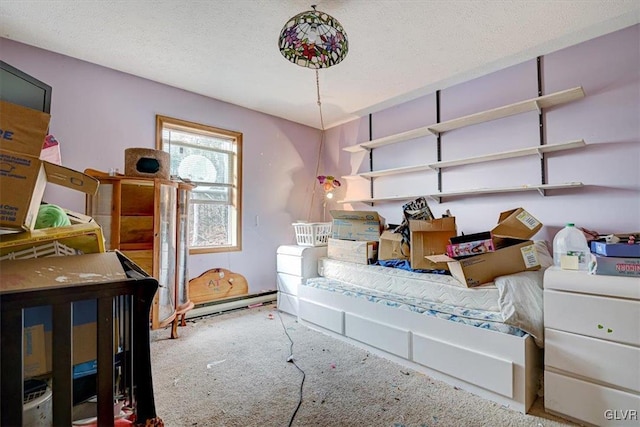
307, 69, 326, 222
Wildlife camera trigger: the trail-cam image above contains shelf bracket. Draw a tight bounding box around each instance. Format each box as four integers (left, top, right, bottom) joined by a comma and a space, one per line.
435, 89, 442, 195
537, 187, 546, 197
533, 100, 542, 115
536, 55, 547, 186
368, 113, 374, 201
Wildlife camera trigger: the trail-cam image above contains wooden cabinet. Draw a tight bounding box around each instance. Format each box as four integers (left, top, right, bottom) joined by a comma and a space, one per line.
85, 170, 194, 337
543, 267, 640, 426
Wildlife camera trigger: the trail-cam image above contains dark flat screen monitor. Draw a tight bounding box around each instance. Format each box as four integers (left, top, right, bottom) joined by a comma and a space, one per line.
0, 60, 52, 113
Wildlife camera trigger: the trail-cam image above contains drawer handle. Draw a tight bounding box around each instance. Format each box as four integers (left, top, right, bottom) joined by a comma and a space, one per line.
597, 324, 614, 333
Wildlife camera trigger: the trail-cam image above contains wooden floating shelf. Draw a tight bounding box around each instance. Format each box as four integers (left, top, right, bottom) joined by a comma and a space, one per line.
337, 182, 584, 204
343, 139, 586, 179
343, 86, 585, 153
347, 164, 433, 179
428, 182, 584, 202
343, 127, 434, 153
338, 194, 423, 204
428, 87, 585, 134
432, 139, 586, 169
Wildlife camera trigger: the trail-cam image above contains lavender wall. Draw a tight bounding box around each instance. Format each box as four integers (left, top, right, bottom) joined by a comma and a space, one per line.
2, 24, 638, 291
1, 38, 323, 294
325, 24, 640, 242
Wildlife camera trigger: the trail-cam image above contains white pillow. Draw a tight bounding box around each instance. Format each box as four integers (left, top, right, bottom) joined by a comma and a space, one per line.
534, 240, 554, 269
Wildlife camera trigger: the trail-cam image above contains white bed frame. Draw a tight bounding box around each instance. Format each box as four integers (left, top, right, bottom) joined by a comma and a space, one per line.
297, 281, 542, 414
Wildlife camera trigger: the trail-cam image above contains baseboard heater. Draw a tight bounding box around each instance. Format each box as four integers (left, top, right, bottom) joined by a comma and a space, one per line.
186, 291, 277, 319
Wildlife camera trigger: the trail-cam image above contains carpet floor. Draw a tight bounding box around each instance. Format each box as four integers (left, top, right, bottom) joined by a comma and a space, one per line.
149, 303, 576, 427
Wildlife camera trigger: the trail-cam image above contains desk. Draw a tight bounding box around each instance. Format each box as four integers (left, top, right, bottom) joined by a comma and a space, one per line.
0, 252, 162, 427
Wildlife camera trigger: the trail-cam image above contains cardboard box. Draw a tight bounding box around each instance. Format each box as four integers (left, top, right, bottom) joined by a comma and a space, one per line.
63, 208, 96, 225
425, 208, 543, 286
590, 254, 640, 277
0, 222, 105, 260
447, 231, 495, 258
429, 240, 540, 287
330, 210, 383, 241
591, 241, 640, 258
409, 216, 457, 270
0, 101, 99, 231
43, 321, 120, 373
327, 238, 378, 265
491, 207, 542, 240
24, 324, 46, 378
378, 230, 409, 260
73, 359, 98, 379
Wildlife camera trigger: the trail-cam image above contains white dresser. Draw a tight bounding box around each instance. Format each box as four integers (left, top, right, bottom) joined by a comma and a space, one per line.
276, 245, 327, 316
543, 267, 640, 426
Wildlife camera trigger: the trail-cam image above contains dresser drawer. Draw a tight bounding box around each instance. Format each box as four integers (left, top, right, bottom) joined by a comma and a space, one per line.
276, 245, 326, 278
277, 292, 298, 316
545, 371, 640, 426
545, 289, 640, 346
277, 273, 302, 295
546, 328, 640, 392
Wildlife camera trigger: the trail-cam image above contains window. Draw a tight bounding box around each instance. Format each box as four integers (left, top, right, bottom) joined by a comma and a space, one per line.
156, 115, 242, 253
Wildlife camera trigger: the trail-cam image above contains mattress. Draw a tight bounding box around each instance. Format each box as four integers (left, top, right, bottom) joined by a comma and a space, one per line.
303, 277, 526, 337
314, 258, 545, 346
319, 258, 501, 312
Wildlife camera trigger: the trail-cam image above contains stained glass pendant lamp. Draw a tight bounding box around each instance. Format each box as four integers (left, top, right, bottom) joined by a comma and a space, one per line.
278, 5, 349, 69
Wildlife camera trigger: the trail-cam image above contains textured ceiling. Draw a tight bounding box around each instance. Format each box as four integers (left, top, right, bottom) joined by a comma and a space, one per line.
1, 1, 638, 129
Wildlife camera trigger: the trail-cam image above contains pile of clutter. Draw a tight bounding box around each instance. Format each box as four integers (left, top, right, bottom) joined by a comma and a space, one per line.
326, 197, 544, 287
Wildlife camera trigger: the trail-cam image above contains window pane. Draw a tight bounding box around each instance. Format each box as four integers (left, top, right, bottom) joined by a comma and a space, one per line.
158, 115, 242, 253
191, 184, 230, 203
163, 128, 234, 152
166, 144, 232, 185
189, 203, 235, 247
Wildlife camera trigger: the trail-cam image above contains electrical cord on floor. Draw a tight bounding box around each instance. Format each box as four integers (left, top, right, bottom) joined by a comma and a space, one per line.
278, 310, 305, 427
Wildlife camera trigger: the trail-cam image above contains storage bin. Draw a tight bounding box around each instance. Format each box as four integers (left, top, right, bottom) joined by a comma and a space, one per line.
292, 222, 331, 247
23, 384, 52, 426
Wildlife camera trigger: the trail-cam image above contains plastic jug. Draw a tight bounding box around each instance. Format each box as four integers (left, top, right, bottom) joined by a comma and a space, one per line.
553, 223, 590, 270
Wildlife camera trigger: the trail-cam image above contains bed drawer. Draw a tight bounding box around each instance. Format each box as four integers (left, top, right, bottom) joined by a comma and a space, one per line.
277, 273, 302, 295
545, 290, 640, 346
546, 328, 640, 392
298, 299, 344, 334
545, 371, 640, 426
413, 333, 513, 398
277, 292, 298, 316
345, 313, 410, 359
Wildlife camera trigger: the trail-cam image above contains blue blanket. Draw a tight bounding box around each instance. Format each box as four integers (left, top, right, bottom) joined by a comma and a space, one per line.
376, 259, 449, 275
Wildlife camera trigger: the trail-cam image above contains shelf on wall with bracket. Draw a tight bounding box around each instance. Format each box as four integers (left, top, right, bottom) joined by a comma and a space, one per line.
337, 182, 584, 205
338, 76, 586, 204
343, 86, 585, 153
343, 139, 586, 179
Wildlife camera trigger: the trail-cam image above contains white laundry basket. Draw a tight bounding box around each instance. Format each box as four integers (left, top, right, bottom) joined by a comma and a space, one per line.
292, 222, 332, 247
23, 385, 53, 426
